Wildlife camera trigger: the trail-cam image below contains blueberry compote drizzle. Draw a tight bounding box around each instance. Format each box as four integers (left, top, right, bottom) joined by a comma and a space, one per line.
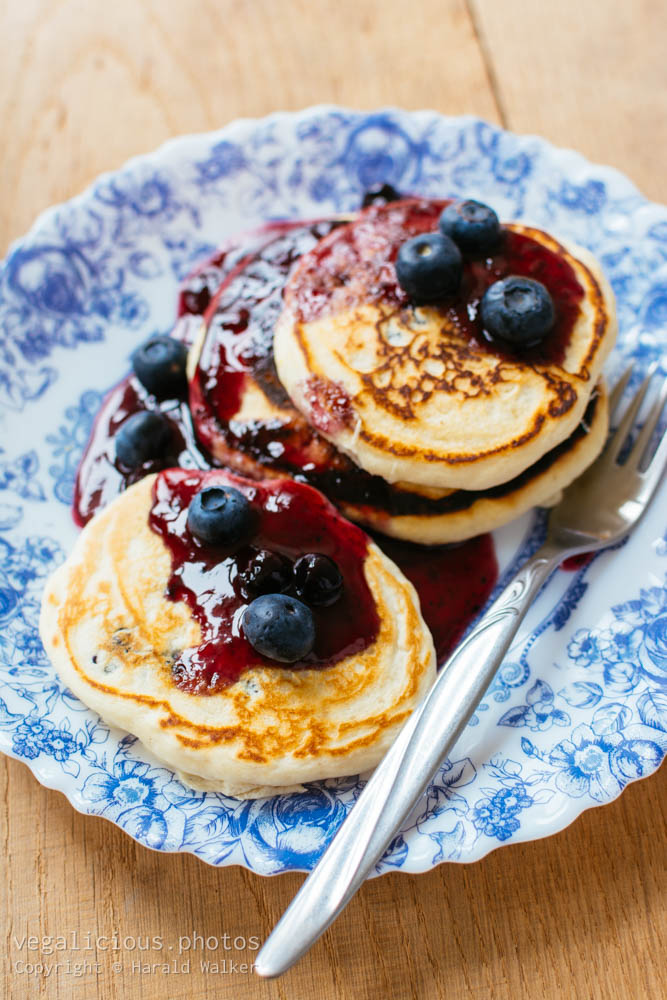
149, 469, 379, 692
177, 221, 295, 318
375, 533, 497, 664
560, 552, 595, 572
190, 219, 341, 435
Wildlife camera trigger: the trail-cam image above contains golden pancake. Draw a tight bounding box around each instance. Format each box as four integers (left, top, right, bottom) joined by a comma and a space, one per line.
273, 199, 616, 491
40, 472, 436, 799
338, 381, 608, 543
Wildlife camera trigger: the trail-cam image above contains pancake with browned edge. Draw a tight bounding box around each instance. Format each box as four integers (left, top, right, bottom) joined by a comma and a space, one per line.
41, 470, 436, 798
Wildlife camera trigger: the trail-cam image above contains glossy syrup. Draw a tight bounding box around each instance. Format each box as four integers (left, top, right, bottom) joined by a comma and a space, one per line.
73, 223, 282, 528
148, 468, 379, 692
561, 552, 595, 572
374, 533, 497, 664
190, 219, 342, 455
177, 221, 298, 318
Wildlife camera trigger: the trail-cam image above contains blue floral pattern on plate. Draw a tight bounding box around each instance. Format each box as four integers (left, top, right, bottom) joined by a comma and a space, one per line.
1, 107, 666, 875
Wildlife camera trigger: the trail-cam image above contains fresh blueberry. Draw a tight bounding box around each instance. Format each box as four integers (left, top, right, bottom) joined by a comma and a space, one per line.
242, 594, 315, 663
115, 411, 173, 469
186, 485, 254, 547
293, 553, 344, 607
480, 276, 555, 346
131, 335, 188, 398
395, 232, 462, 303
238, 549, 293, 599
439, 200, 500, 254
361, 183, 402, 208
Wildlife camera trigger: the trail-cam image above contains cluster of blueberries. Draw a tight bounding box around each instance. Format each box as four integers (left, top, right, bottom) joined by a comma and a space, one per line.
368, 190, 556, 348
188, 484, 343, 663
115, 336, 189, 468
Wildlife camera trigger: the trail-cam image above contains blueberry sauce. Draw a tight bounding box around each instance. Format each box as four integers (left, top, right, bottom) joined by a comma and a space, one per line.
190, 220, 342, 444
374, 533, 497, 664
73, 225, 281, 528
177, 221, 297, 318
560, 551, 595, 572
149, 468, 379, 692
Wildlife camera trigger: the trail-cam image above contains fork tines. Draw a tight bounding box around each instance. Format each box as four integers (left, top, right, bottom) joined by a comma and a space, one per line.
606, 363, 667, 476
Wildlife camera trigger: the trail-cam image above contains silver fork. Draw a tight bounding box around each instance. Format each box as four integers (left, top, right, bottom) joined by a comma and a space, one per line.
255, 366, 667, 979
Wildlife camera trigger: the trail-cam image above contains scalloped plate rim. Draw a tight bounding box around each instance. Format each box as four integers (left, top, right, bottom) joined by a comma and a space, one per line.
1, 105, 665, 877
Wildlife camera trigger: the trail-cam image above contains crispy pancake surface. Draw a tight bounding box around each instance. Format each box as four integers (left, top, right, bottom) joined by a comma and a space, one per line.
40, 474, 436, 798
274, 199, 616, 490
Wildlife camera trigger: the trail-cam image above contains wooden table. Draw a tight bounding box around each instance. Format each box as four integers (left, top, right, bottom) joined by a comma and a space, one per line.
2, 2, 665, 997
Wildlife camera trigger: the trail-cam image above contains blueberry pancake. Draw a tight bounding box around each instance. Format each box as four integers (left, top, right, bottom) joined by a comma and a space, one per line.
273, 198, 616, 491
187, 213, 611, 543
40, 469, 436, 798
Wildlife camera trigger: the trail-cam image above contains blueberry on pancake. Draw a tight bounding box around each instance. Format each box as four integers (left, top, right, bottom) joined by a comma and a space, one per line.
186, 484, 254, 547
395, 232, 462, 302
243, 594, 316, 663
439, 199, 501, 254
481, 276, 555, 346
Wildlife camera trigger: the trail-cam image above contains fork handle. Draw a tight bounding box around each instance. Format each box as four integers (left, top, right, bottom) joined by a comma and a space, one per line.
255, 541, 564, 978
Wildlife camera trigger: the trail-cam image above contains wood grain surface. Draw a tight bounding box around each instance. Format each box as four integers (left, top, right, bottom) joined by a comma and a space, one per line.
2, 1, 666, 997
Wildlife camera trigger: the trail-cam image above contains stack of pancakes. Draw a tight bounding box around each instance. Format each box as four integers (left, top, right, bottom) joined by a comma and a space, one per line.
189, 199, 616, 543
